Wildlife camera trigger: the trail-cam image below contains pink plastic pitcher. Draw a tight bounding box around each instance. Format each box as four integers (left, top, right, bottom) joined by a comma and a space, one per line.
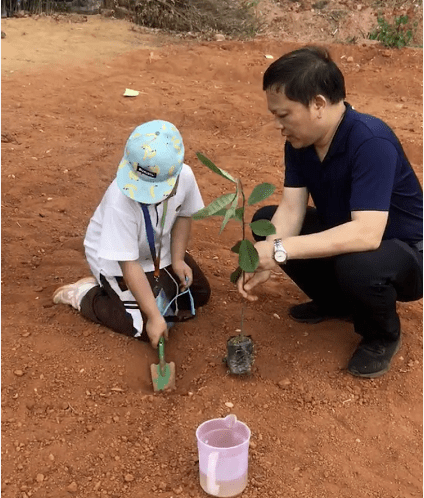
196, 415, 251, 497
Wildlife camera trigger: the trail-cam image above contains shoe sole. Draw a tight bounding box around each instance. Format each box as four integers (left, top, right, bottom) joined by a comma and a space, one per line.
289, 314, 324, 324
289, 314, 353, 325
347, 338, 402, 379
52, 276, 97, 303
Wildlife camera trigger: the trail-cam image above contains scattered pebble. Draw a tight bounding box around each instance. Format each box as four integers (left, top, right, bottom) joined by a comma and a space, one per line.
14, 370, 24, 377
278, 379, 291, 388
124, 474, 134, 482
36, 474, 44, 483
67, 481, 78, 493
225, 402, 234, 408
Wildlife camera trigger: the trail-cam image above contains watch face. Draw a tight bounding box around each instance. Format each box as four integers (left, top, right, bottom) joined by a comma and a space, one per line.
274, 250, 286, 263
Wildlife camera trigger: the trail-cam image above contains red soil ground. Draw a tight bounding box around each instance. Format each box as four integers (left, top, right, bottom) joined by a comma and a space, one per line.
2, 14, 422, 498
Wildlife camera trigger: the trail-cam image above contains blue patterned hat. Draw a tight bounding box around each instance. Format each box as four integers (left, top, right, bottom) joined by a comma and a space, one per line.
117, 120, 184, 204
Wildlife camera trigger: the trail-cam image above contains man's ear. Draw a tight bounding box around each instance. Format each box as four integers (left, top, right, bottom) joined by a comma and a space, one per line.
313, 95, 327, 118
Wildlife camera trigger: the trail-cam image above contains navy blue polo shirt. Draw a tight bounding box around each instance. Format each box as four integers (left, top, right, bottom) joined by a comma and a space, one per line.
284, 103, 423, 245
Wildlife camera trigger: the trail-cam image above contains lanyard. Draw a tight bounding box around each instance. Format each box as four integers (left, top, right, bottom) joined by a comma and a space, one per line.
140, 200, 168, 280
140, 200, 196, 319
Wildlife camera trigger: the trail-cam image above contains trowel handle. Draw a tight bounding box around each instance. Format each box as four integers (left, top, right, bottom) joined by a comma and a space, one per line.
158, 337, 166, 376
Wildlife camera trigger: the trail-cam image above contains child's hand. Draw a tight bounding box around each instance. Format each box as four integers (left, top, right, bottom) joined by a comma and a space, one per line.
146, 314, 168, 348
172, 260, 193, 291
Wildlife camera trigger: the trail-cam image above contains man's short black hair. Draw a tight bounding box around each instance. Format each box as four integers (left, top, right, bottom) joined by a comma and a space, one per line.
263, 46, 346, 106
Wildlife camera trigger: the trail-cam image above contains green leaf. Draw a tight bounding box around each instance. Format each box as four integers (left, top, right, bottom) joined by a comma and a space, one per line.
211, 208, 227, 217
233, 207, 244, 224
249, 219, 276, 237
193, 193, 236, 220
231, 241, 242, 254
219, 191, 239, 234
196, 152, 237, 183
247, 183, 276, 206
238, 240, 259, 273
230, 266, 243, 284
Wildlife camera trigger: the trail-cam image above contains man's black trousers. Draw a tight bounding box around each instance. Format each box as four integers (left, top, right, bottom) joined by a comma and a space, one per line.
253, 206, 423, 342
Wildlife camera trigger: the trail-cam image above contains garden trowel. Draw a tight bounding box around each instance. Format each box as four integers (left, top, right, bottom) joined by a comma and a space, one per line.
150, 336, 175, 391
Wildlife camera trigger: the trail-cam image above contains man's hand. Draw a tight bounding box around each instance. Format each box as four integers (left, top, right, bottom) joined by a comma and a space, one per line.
172, 259, 193, 291
237, 270, 272, 301
145, 313, 168, 348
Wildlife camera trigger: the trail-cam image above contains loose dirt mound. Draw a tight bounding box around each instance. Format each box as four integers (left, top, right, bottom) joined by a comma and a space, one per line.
2, 14, 423, 498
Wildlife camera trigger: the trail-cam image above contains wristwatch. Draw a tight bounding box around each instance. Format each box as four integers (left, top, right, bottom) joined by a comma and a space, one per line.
273, 238, 288, 264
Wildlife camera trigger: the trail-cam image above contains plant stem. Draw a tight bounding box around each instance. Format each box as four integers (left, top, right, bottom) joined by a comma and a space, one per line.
240, 300, 247, 335
239, 178, 247, 337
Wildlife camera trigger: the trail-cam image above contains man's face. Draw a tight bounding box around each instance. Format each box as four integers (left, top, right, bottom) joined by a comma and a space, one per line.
266, 89, 322, 149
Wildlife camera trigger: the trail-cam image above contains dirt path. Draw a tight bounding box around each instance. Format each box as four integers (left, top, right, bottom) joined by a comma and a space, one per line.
2, 15, 423, 498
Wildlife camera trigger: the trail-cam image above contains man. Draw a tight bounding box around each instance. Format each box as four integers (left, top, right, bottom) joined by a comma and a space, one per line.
238, 46, 423, 378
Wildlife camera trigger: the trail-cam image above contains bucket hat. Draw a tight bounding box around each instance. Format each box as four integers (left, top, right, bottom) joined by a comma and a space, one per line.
117, 120, 184, 204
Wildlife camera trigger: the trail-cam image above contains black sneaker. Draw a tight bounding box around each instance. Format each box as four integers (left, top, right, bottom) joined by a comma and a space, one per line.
289, 301, 352, 324
347, 336, 401, 378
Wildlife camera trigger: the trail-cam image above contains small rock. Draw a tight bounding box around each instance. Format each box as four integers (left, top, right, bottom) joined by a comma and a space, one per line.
36, 474, 44, 483
173, 486, 183, 495
124, 474, 134, 482
21, 332, 31, 337
224, 402, 234, 408
26, 400, 35, 410
278, 379, 291, 388
158, 482, 167, 491
67, 481, 78, 493
49, 454, 55, 461
14, 370, 24, 377
214, 34, 225, 42
382, 50, 391, 58
347, 56, 354, 63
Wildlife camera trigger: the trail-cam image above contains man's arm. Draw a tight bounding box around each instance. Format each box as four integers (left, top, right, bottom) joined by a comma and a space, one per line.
281, 210, 389, 259
119, 260, 167, 348
171, 216, 193, 290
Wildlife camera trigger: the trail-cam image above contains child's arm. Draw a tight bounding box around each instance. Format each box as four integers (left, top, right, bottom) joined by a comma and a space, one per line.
119, 260, 167, 348
171, 216, 193, 291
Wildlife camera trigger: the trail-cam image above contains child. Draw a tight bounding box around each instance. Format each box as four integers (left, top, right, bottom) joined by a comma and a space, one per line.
53, 120, 211, 348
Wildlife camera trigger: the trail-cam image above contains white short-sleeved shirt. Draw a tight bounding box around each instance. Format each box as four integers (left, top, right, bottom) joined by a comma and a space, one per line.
84, 163, 204, 281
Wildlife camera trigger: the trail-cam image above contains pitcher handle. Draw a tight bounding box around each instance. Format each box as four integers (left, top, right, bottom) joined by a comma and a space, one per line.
206, 451, 220, 495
